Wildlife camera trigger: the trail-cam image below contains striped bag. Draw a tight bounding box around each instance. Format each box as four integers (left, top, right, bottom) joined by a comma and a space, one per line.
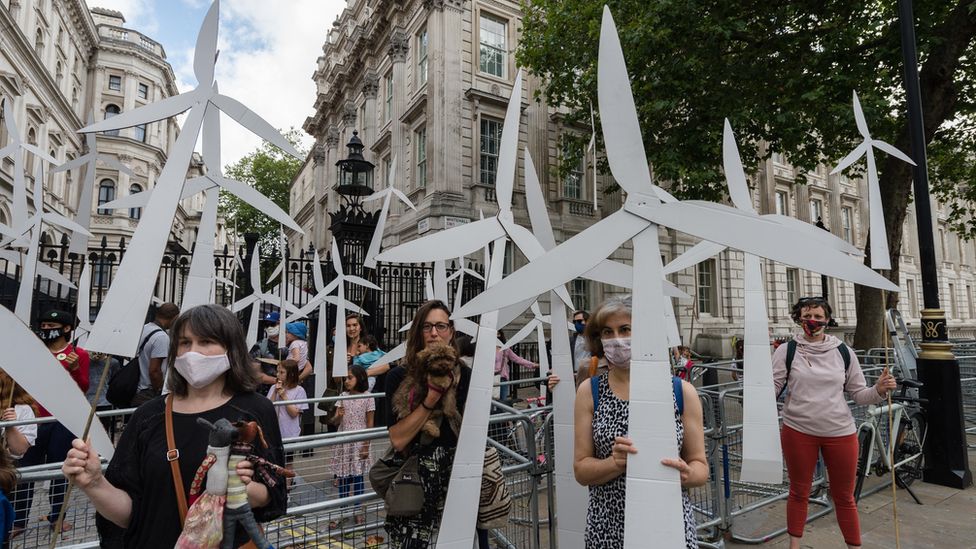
477, 446, 512, 530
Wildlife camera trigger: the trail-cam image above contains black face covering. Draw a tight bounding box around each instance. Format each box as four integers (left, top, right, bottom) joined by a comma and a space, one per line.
36, 327, 65, 342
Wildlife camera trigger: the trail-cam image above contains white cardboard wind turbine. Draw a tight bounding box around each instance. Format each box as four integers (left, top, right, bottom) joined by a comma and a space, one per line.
74, 260, 93, 347
454, 8, 900, 547
0, 98, 60, 235
51, 111, 133, 255
363, 156, 415, 269
229, 243, 298, 346
830, 91, 915, 271
13, 165, 91, 323
588, 103, 599, 211
445, 255, 484, 310
78, 0, 303, 357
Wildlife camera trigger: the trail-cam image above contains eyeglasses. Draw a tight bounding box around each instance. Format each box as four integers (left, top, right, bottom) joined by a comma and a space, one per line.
422, 322, 452, 334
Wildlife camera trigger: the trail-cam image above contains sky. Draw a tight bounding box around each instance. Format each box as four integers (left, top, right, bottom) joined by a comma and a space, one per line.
89, 0, 347, 167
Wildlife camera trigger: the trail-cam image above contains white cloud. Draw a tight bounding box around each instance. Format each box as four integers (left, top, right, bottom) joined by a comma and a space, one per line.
170, 0, 345, 168
89, 0, 158, 34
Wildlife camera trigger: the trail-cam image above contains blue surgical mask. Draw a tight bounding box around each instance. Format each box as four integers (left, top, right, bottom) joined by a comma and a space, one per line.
573, 320, 585, 334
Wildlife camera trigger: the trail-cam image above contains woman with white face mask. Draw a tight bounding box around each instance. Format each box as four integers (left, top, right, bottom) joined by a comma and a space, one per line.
62, 305, 287, 548
573, 296, 707, 549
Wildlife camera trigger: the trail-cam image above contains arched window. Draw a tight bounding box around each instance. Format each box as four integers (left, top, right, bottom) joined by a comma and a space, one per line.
97, 179, 116, 215
71, 87, 79, 109
26, 128, 37, 175
34, 29, 44, 57
129, 184, 143, 219
55, 61, 63, 87
104, 104, 121, 136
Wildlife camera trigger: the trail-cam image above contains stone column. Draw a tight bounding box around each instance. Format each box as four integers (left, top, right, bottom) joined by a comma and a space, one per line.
440, 1, 466, 195
341, 100, 357, 146
323, 125, 340, 247
311, 142, 327, 250
388, 27, 409, 214
362, 70, 379, 153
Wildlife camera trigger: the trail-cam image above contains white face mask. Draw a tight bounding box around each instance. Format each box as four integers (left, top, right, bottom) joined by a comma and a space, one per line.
174, 352, 231, 389
602, 337, 632, 369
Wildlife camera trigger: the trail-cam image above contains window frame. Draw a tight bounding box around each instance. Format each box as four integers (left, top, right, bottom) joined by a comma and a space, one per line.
108, 74, 122, 91
561, 137, 584, 200
775, 190, 788, 216
417, 28, 428, 87
137, 82, 149, 100
128, 183, 143, 219
478, 12, 508, 79
841, 206, 853, 244
696, 259, 718, 315
415, 126, 427, 189
97, 179, 116, 215
479, 116, 502, 186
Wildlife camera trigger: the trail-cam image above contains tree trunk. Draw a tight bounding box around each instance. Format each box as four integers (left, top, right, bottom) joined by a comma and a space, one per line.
853, 1, 976, 350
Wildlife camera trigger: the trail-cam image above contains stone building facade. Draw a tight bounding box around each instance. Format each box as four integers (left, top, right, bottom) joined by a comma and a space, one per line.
295, 0, 976, 354
0, 1, 225, 255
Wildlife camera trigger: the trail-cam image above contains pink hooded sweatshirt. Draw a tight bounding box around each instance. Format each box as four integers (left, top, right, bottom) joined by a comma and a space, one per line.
772, 334, 885, 437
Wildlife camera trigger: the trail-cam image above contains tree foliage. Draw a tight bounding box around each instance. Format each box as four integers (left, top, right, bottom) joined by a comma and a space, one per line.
518, 0, 976, 347
221, 129, 307, 250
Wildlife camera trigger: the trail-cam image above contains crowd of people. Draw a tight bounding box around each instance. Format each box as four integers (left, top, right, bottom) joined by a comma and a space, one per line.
0, 293, 897, 549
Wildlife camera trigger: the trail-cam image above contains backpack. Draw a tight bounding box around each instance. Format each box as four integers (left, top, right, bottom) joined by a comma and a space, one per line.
106, 329, 162, 408
591, 374, 684, 416
777, 339, 851, 400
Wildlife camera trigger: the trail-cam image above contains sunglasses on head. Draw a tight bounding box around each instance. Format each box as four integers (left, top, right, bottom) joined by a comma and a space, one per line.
796, 296, 828, 305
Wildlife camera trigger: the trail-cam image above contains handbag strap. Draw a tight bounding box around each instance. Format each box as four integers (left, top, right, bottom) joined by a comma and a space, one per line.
165, 394, 188, 524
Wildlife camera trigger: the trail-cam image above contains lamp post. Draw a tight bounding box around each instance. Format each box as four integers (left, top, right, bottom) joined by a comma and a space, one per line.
335, 130, 375, 212
897, 0, 972, 489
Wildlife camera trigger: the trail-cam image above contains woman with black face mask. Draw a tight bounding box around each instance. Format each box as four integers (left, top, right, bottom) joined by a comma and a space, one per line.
773, 297, 897, 549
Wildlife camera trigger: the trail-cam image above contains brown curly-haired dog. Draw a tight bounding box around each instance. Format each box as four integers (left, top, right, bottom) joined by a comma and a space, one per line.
392, 342, 461, 439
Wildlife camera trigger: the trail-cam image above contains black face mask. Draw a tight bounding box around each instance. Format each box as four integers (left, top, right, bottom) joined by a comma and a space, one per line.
36, 328, 65, 342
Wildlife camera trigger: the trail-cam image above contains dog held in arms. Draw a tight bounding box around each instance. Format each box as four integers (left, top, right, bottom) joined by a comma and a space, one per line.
392, 342, 461, 439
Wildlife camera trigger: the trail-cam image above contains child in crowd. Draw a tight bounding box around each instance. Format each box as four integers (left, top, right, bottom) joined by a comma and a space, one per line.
351, 335, 384, 391
674, 346, 694, 380
0, 370, 37, 460
330, 365, 374, 527
267, 359, 308, 443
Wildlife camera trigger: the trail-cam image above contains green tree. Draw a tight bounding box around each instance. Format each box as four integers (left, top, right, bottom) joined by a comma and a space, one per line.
517, 0, 976, 348
221, 129, 307, 251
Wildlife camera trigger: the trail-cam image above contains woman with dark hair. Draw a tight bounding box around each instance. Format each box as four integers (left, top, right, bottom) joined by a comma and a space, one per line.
383, 299, 471, 548
62, 304, 287, 548
345, 314, 365, 364
775, 297, 896, 549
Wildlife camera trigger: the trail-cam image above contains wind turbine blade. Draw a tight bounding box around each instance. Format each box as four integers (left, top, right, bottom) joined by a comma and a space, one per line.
362, 187, 390, 203
211, 94, 302, 159
51, 154, 90, 173
829, 142, 868, 175
852, 90, 870, 139
391, 188, 416, 210
495, 71, 523, 211
370, 342, 405, 370
98, 155, 135, 177
193, 0, 220, 86
202, 96, 223, 172
583, 259, 633, 288
456, 211, 649, 318
229, 294, 259, 313
215, 175, 303, 233
322, 295, 368, 315
363, 193, 391, 270
76, 261, 91, 325
865, 148, 891, 271
424, 273, 435, 301
502, 321, 538, 349
599, 6, 654, 197
311, 250, 326, 291
496, 298, 536, 328
331, 238, 344, 278
663, 240, 726, 275
376, 218, 505, 263
43, 212, 91, 236
269, 262, 283, 283
22, 144, 59, 166
633, 200, 900, 291
249, 242, 263, 293
346, 275, 381, 291
723, 119, 755, 213
433, 260, 448, 303
79, 91, 200, 133
0, 143, 17, 159
872, 140, 916, 166
523, 148, 556, 250
2, 100, 20, 141
766, 214, 863, 256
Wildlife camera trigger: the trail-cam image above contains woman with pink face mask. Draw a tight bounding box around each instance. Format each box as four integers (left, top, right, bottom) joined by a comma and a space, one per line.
62, 305, 287, 548
774, 297, 895, 549
573, 296, 707, 549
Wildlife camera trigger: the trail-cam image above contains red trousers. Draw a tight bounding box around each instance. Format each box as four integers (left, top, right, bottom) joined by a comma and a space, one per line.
781, 425, 861, 546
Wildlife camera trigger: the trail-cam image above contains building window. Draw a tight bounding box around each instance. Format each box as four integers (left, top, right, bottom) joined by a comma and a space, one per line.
104, 104, 121, 136
97, 179, 116, 215
108, 74, 122, 91
128, 184, 143, 219
415, 126, 427, 188
561, 138, 584, 199
55, 61, 63, 87
772, 151, 787, 165
957, 235, 966, 265
417, 29, 428, 87
967, 285, 974, 319
383, 156, 392, 186
809, 198, 823, 225
786, 268, 800, 307
93, 258, 111, 288
479, 117, 502, 186
697, 259, 717, 315
134, 124, 147, 142
948, 283, 957, 319
906, 278, 919, 317
34, 28, 45, 56
137, 82, 149, 100
385, 73, 393, 122
939, 228, 947, 258
570, 279, 590, 312
775, 190, 788, 216
841, 206, 853, 244
479, 13, 507, 78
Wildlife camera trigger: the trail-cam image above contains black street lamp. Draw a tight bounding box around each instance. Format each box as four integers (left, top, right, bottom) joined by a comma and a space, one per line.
335, 130, 375, 211
897, 0, 972, 489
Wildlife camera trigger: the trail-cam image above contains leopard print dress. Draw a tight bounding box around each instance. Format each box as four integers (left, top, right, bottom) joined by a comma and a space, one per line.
585, 373, 698, 548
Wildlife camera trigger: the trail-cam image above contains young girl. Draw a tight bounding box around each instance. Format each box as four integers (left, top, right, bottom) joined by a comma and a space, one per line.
266, 360, 308, 441
0, 369, 37, 460
330, 365, 374, 527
